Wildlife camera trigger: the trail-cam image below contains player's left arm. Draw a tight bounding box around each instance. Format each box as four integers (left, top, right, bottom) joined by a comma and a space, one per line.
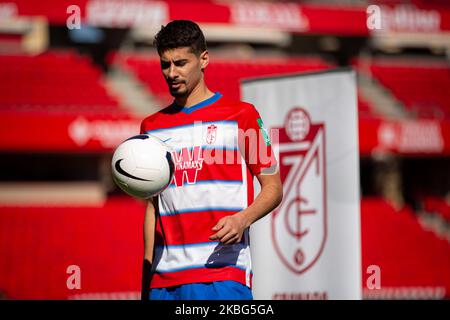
209, 166, 283, 245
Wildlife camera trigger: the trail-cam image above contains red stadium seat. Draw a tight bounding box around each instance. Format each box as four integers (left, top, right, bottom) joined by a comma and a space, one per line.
0, 197, 146, 299
361, 197, 450, 298
423, 196, 450, 221
0, 51, 127, 116
113, 53, 379, 117
356, 60, 450, 119
112, 53, 335, 104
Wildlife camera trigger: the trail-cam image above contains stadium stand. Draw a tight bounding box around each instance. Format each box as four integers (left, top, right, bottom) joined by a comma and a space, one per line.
114, 53, 333, 102
361, 197, 450, 299
0, 197, 145, 300
357, 95, 377, 118
357, 59, 450, 119
113, 53, 378, 117
1, 196, 449, 299
422, 196, 450, 222
0, 51, 127, 115
374, 0, 450, 8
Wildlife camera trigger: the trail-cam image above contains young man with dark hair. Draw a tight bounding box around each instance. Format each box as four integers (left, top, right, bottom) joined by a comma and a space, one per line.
141, 20, 282, 300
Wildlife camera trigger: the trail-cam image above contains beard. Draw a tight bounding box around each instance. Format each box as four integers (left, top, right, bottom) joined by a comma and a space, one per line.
168, 81, 188, 98
169, 87, 188, 98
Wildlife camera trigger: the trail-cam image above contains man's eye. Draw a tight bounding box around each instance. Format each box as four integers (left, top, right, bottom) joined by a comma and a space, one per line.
175, 61, 187, 67
161, 62, 170, 69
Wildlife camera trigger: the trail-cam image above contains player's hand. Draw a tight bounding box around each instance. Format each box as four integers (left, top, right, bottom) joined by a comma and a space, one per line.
209, 212, 248, 245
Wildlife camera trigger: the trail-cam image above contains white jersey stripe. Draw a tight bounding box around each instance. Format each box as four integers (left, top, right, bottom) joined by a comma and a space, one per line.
156, 264, 248, 274
154, 242, 251, 273
170, 145, 238, 152
157, 241, 221, 248
166, 180, 243, 188
160, 182, 246, 214
146, 120, 237, 133
145, 121, 238, 151
159, 207, 243, 216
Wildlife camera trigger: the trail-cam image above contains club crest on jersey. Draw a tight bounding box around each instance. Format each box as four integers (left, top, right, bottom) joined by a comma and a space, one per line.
171, 146, 204, 187
206, 124, 217, 144
271, 107, 327, 275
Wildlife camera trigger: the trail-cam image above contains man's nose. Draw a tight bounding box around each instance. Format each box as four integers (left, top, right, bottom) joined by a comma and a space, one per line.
168, 65, 178, 79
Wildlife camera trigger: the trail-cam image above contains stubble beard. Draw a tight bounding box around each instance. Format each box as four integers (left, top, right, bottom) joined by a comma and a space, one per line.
168, 81, 188, 98
170, 88, 188, 98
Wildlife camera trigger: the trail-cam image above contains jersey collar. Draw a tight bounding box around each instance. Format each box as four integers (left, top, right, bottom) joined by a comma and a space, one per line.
175, 92, 222, 114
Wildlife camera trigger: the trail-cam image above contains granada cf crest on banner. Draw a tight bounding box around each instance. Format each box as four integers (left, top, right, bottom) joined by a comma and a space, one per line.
272, 108, 326, 274
242, 70, 361, 299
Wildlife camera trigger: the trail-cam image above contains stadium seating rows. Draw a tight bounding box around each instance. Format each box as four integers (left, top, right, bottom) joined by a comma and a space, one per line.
422, 196, 450, 221
119, 54, 329, 100
357, 96, 374, 118
2, 52, 420, 119
0, 198, 146, 299
0, 197, 449, 299
116, 53, 377, 116
361, 197, 450, 294
0, 51, 125, 115
374, 0, 450, 8
363, 61, 450, 119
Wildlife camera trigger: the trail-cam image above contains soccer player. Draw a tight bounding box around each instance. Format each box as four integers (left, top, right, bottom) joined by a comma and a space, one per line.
140, 20, 282, 300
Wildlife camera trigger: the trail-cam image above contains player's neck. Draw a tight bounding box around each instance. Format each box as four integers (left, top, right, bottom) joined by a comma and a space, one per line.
175, 82, 214, 108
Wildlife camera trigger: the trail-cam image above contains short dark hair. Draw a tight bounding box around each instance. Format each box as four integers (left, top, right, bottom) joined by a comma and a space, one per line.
154, 20, 207, 56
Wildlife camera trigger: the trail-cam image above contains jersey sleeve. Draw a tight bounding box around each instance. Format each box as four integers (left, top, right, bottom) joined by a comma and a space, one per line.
238, 103, 278, 176
140, 115, 156, 134
140, 120, 146, 134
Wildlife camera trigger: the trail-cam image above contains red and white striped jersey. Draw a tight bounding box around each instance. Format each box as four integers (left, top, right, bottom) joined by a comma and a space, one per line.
140, 92, 277, 289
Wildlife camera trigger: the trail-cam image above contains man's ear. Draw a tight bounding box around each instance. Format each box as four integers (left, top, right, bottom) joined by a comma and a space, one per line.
200, 50, 209, 70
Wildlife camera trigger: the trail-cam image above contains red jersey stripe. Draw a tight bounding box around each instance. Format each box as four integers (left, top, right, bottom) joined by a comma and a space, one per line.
155, 210, 242, 245
150, 266, 251, 289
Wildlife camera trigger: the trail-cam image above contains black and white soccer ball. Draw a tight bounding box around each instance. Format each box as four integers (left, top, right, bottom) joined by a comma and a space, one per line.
111, 134, 174, 199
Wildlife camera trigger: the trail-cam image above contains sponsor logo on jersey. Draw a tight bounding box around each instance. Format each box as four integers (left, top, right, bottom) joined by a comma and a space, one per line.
171, 146, 204, 187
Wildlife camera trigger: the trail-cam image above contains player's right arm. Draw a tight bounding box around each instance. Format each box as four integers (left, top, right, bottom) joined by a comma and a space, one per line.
141, 197, 157, 300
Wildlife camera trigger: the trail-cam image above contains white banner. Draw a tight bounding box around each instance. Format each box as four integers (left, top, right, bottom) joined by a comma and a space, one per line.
241, 69, 361, 300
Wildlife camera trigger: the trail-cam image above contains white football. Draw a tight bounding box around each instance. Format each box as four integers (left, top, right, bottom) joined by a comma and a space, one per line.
111, 134, 174, 199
